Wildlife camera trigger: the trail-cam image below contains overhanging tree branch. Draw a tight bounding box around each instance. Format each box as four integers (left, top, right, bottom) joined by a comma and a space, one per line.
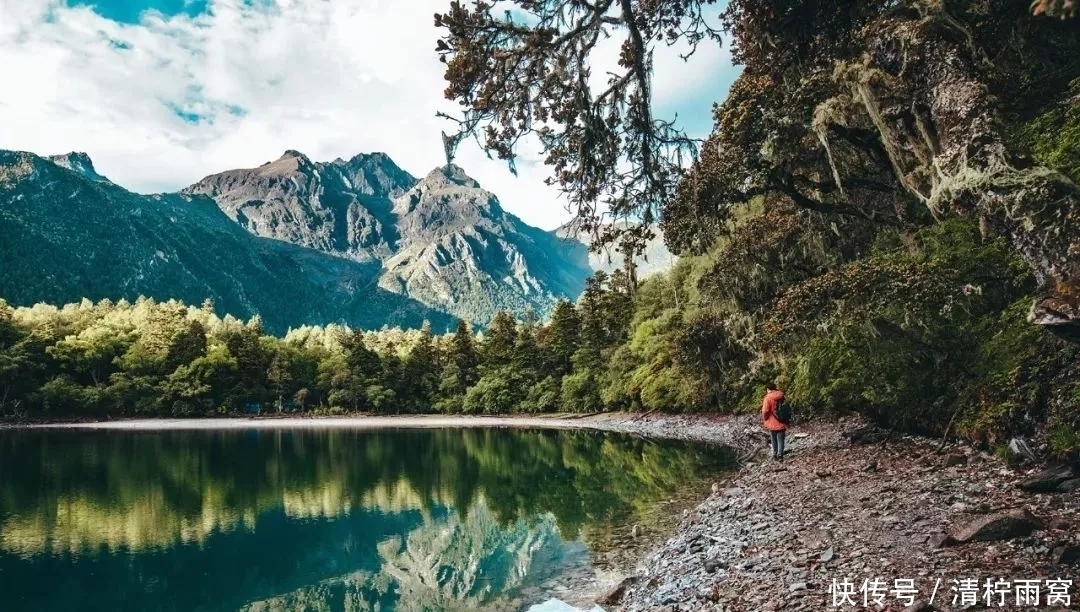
434, 0, 723, 253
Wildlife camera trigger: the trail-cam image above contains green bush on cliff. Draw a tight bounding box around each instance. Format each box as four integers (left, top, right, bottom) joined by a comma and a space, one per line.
1014, 80, 1080, 183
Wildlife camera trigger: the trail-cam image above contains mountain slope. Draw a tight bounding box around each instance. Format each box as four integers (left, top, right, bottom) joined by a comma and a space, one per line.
0, 150, 454, 334
382, 165, 591, 319
186, 153, 592, 323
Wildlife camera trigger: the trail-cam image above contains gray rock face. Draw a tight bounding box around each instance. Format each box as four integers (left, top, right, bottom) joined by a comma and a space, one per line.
184, 154, 592, 323
182, 150, 412, 263
46, 152, 111, 183
382, 164, 591, 321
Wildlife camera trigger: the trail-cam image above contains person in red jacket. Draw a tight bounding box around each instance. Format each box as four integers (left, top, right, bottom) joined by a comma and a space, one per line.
761, 382, 788, 460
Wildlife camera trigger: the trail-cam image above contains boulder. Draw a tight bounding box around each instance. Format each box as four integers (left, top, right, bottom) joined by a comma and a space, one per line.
1018, 463, 1078, 493
1052, 545, 1080, 565
704, 559, 726, 573
597, 577, 634, 605
944, 453, 967, 467
929, 533, 957, 548
1008, 437, 1038, 463
949, 509, 1043, 544
1058, 478, 1080, 492
845, 425, 890, 445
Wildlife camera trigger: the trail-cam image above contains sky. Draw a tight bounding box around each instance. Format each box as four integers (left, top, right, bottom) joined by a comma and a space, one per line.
0, 0, 741, 230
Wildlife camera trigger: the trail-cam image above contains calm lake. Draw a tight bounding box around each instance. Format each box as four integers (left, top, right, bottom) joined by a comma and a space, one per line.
0, 427, 734, 612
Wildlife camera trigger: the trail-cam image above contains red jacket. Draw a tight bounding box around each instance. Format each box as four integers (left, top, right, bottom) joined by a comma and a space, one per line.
762, 389, 787, 432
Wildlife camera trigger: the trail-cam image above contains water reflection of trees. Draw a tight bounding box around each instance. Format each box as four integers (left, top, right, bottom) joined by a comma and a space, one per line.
0, 428, 735, 557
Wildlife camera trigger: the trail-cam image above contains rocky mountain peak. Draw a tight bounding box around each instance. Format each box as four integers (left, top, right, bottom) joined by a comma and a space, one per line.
255, 150, 314, 176
39, 146, 594, 324
420, 164, 481, 190
47, 152, 109, 183
332, 152, 416, 198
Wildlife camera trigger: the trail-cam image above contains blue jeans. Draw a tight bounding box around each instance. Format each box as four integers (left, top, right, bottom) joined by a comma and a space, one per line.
771, 430, 786, 458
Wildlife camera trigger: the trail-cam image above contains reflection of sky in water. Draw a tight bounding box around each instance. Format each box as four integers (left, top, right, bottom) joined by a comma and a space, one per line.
0, 428, 733, 612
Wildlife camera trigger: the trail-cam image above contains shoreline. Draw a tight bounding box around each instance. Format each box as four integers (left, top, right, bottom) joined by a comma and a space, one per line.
0, 412, 765, 453
8, 413, 1075, 611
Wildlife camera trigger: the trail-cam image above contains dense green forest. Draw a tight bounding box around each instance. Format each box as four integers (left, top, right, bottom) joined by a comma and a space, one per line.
2, 0, 1079, 459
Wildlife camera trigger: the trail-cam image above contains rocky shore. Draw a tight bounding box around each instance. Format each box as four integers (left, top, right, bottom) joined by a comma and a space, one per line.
603, 416, 1079, 612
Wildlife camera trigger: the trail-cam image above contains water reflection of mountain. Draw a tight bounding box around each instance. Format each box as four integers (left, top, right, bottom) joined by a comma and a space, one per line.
0, 428, 734, 612
241, 500, 587, 612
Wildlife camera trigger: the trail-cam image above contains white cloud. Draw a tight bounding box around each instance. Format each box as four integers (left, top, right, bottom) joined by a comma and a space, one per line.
0, 0, 735, 230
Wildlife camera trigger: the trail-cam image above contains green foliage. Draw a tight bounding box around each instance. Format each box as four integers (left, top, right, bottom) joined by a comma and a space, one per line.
1049, 424, 1080, 458
1014, 80, 1080, 183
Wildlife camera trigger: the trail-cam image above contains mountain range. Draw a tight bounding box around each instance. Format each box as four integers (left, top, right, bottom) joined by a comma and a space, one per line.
0, 148, 673, 332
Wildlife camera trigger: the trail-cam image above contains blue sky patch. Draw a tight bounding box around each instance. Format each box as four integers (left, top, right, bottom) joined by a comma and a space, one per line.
166, 101, 204, 125
69, 0, 210, 24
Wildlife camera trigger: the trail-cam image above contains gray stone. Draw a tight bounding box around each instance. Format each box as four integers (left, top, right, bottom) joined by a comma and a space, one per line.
653, 583, 681, 605
929, 533, 957, 548
949, 509, 1043, 543
944, 453, 967, 467
1018, 463, 1077, 493
819, 547, 835, 562
1058, 478, 1080, 492
1008, 437, 1038, 463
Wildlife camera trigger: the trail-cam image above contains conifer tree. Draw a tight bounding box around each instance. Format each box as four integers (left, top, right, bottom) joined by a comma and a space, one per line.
544, 301, 580, 377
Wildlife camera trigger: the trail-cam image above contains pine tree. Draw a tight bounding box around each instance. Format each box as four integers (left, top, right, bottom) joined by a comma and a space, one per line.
544, 301, 580, 377
404, 322, 440, 412
482, 311, 517, 370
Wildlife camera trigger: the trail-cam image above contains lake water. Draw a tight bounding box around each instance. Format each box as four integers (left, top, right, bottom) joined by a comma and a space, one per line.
0, 427, 734, 612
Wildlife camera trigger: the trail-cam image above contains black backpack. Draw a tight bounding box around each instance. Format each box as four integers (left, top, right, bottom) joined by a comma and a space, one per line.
775, 398, 792, 424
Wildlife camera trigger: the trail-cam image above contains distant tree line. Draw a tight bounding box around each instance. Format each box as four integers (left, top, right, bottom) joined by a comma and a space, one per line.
0, 269, 634, 419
